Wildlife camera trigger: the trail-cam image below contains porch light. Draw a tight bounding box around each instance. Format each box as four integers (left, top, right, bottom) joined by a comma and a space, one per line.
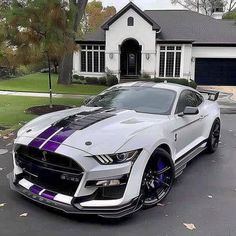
109, 53, 114, 59
146, 53, 150, 60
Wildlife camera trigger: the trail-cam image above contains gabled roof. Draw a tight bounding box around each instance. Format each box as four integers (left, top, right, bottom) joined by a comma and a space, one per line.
101, 2, 161, 31
77, 4, 236, 45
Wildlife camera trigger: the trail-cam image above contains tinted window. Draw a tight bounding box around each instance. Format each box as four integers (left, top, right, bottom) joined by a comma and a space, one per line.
176, 90, 201, 114
195, 92, 204, 106
87, 87, 176, 115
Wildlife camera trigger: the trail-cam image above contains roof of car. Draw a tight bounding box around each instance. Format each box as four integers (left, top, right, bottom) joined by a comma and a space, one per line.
116, 82, 194, 93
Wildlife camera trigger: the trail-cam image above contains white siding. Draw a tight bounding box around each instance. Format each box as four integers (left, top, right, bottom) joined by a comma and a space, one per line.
105, 8, 157, 78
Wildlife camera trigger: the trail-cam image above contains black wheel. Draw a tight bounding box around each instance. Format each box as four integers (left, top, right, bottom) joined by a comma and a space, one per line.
207, 119, 221, 153
141, 148, 175, 208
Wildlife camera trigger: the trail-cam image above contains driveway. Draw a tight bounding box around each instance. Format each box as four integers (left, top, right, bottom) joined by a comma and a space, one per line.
1, 114, 236, 236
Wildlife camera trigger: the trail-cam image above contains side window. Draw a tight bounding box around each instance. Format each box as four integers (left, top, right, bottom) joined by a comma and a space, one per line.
195, 92, 204, 106
176, 90, 199, 114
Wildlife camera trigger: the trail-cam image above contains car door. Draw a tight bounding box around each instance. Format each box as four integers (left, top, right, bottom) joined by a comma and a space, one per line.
173, 90, 205, 160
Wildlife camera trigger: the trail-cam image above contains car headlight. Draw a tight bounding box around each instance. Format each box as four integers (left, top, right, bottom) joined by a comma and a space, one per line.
93, 149, 142, 165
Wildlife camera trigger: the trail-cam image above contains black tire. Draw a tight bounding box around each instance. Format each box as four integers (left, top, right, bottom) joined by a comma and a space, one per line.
141, 148, 175, 208
207, 119, 221, 153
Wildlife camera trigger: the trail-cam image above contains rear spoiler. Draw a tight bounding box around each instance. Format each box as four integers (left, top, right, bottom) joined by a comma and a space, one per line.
197, 89, 220, 101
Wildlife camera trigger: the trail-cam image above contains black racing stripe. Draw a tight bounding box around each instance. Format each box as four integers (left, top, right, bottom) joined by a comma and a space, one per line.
53, 111, 116, 131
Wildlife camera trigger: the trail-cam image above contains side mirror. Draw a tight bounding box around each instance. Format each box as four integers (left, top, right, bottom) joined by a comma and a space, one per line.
178, 106, 199, 117
83, 96, 95, 105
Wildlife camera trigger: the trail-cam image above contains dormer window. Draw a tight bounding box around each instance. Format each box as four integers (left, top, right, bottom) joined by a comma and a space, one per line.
128, 17, 134, 26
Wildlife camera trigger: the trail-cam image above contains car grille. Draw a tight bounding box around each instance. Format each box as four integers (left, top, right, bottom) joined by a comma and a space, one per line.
15, 145, 84, 196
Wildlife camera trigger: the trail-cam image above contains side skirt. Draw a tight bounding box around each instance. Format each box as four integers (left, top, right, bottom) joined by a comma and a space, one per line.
174, 140, 208, 178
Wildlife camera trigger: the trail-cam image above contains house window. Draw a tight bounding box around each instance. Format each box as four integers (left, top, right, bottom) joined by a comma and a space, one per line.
128, 17, 134, 26
80, 45, 105, 73
159, 46, 182, 77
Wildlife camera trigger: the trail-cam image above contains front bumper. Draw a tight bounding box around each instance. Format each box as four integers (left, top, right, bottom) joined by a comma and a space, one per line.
8, 172, 143, 218
10, 138, 150, 217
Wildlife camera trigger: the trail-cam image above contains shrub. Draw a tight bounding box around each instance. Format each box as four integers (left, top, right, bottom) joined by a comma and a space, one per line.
72, 75, 86, 84
105, 68, 118, 86
189, 79, 197, 89
154, 78, 197, 89
99, 76, 107, 86
140, 73, 151, 80
16, 65, 32, 76
106, 74, 118, 86
73, 74, 83, 80
85, 77, 99, 84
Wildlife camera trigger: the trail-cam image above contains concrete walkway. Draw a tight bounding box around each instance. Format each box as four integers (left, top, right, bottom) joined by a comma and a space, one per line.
0, 90, 89, 99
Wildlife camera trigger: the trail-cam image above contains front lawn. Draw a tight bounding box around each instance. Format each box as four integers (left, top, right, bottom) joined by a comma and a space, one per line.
0, 95, 82, 131
0, 73, 107, 95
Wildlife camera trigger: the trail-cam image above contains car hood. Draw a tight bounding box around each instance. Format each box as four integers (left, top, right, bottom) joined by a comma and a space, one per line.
18, 106, 168, 155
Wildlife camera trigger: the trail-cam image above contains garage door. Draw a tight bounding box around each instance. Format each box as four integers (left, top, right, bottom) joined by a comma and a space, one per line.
195, 58, 236, 85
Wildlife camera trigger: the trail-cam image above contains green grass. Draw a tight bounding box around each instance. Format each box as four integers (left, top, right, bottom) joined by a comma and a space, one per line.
0, 95, 82, 130
0, 73, 107, 95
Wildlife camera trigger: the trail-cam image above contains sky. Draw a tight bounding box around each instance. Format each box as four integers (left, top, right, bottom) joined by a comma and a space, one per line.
100, 0, 184, 11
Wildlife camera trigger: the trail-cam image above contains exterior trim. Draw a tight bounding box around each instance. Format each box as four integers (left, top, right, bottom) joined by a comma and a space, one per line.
76, 41, 105, 45
157, 40, 194, 44
193, 43, 236, 47
102, 2, 161, 31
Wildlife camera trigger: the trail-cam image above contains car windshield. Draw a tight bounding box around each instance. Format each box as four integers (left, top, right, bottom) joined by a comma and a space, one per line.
87, 86, 176, 115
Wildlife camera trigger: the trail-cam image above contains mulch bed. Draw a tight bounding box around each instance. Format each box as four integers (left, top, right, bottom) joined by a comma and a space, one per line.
0, 126, 7, 131
26, 105, 72, 116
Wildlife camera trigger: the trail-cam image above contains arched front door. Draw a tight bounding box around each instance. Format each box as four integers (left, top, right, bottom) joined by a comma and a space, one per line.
120, 39, 142, 78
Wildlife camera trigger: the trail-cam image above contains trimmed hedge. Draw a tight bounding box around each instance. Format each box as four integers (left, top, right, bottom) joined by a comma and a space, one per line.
72, 74, 118, 86
154, 78, 197, 89
99, 76, 107, 86
106, 74, 119, 86
85, 77, 99, 85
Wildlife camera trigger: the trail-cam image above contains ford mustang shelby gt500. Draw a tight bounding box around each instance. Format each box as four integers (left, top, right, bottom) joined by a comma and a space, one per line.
9, 82, 220, 218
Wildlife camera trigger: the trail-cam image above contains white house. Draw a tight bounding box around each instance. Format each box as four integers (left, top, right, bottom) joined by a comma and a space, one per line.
73, 2, 236, 85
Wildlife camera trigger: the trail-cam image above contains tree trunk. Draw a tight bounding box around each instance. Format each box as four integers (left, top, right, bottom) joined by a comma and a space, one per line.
58, 0, 88, 85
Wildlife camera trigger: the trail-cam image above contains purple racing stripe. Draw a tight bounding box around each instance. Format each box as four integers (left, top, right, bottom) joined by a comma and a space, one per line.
28, 126, 60, 148
41, 190, 57, 200
41, 141, 61, 152
28, 138, 45, 149
38, 126, 60, 139
41, 128, 76, 152
50, 128, 75, 143
29, 185, 43, 195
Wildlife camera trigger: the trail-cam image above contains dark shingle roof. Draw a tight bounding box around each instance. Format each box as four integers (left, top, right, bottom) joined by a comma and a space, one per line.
77, 5, 236, 44
145, 10, 236, 44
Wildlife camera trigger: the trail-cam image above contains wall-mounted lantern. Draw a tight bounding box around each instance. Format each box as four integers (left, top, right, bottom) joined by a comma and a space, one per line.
191, 57, 195, 62
146, 53, 150, 60
109, 53, 114, 59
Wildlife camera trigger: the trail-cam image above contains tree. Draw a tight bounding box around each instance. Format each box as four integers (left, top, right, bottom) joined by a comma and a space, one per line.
4, 0, 76, 107
82, 0, 116, 33
223, 9, 236, 18
228, 0, 236, 11
57, 0, 88, 85
171, 0, 229, 15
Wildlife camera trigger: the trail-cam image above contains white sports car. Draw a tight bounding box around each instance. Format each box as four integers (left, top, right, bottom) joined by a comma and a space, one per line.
9, 82, 221, 218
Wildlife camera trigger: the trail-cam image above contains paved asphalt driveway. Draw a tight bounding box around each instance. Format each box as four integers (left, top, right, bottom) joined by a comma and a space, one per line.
1, 114, 236, 236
